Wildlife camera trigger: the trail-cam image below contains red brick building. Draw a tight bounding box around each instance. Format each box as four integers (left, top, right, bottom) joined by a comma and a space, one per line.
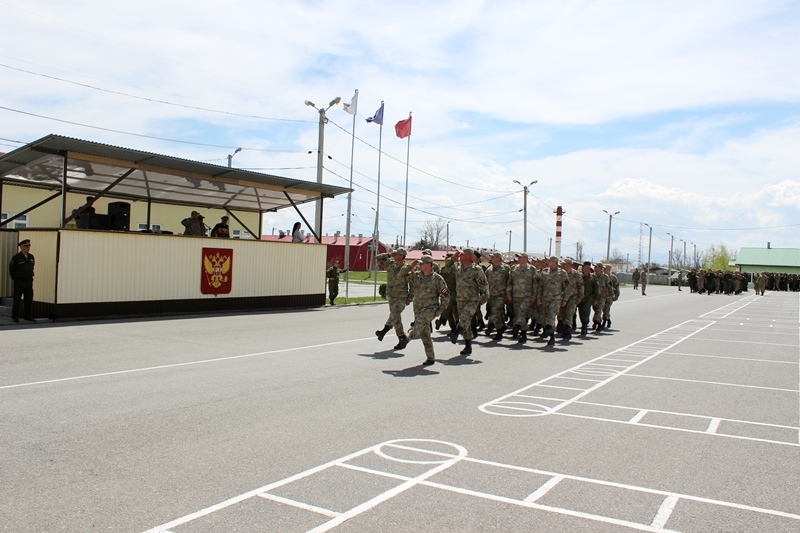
261, 233, 388, 270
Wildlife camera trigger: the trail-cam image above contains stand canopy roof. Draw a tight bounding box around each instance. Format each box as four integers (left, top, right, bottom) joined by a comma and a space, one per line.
0, 134, 350, 213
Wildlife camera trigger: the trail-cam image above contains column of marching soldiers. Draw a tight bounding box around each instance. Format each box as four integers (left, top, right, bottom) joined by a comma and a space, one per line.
372, 247, 620, 366
683, 270, 799, 295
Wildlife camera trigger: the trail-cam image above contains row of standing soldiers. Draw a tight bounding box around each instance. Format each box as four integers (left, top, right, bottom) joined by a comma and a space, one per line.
686, 270, 749, 295
373, 247, 620, 366
753, 272, 799, 294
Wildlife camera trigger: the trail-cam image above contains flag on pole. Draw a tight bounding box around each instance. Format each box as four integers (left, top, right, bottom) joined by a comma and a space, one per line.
366, 103, 384, 125
395, 116, 412, 139
343, 91, 358, 115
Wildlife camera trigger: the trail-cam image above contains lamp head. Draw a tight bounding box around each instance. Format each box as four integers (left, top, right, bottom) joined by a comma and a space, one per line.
304, 100, 315, 108
234, 147, 242, 155
329, 96, 341, 107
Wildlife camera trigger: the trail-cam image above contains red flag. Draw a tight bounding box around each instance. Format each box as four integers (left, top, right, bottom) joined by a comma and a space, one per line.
395, 116, 412, 139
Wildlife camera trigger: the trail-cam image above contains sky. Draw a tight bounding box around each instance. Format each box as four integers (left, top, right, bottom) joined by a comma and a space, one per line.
2, 0, 799, 267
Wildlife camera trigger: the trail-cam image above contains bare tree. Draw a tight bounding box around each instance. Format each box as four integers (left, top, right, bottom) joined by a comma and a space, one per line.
415, 218, 448, 250
609, 247, 625, 263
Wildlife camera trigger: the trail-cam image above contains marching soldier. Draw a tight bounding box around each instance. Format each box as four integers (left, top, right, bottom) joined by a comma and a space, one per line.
448, 248, 488, 355
557, 258, 583, 341
485, 252, 511, 339
632, 268, 640, 290
594, 263, 610, 329
602, 264, 620, 329
537, 256, 568, 346
436, 252, 458, 331
374, 248, 412, 349
507, 252, 537, 343
578, 261, 598, 336
404, 256, 449, 366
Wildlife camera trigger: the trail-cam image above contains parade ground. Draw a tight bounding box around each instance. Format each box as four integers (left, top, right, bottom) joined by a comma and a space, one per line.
1, 286, 798, 532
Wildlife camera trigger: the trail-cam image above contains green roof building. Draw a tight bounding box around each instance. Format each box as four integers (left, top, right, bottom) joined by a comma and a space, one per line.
735, 246, 800, 274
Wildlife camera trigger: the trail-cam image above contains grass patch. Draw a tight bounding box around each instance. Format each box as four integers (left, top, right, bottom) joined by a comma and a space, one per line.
344, 271, 387, 283
331, 295, 386, 306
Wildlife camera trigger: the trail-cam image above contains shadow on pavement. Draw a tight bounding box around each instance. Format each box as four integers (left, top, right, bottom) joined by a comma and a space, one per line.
358, 350, 405, 360
440, 353, 483, 366
382, 366, 440, 377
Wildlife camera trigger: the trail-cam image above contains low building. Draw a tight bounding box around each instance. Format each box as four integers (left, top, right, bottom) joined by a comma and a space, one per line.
734, 246, 800, 275
261, 233, 388, 270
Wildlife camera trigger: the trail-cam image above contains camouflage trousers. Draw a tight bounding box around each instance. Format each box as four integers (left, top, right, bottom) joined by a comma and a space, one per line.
602, 298, 614, 322
541, 298, 561, 328
487, 296, 506, 329
592, 300, 604, 325
558, 297, 578, 328
384, 296, 407, 337
578, 300, 593, 328
457, 298, 481, 340
512, 297, 532, 328
407, 305, 438, 361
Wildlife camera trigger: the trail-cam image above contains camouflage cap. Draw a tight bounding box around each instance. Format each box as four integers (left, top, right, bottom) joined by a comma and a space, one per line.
420, 255, 434, 264
515, 252, 529, 259
393, 247, 408, 256
422, 248, 432, 255
548, 256, 559, 262
491, 252, 503, 259
582, 261, 592, 266
561, 258, 573, 265
462, 247, 475, 255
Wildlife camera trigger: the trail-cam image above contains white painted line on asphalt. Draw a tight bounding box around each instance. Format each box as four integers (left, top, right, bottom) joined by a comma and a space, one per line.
706, 328, 798, 335
480, 320, 715, 417
686, 338, 799, 347
523, 475, 564, 502
623, 374, 799, 393
699, 296, 758, 319
256, 493, 340, 518
664, 352, 799, 365
629, 409, 649, 424
651, 495, 679, 529
0, 336, 377, 390
706, 418, 722, 434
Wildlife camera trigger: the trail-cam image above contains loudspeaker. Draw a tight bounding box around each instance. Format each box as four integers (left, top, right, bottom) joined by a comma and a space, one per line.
107, 202, 131, 231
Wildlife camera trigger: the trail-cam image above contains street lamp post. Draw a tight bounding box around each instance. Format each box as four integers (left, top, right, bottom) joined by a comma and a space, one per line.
507, 230, 512, 256
644, 223, 653, 285
227, 147, 242, 168
513, 180, 537, 253
666, 232, 674, 279
603, 210, 620, 262
305, 97, 341, 242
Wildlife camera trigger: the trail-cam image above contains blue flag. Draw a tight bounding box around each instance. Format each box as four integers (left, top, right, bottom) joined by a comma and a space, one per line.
366, 103, 384, 125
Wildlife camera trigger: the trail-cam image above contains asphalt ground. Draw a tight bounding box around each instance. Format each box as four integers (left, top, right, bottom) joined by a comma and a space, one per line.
1, 286, 798, 532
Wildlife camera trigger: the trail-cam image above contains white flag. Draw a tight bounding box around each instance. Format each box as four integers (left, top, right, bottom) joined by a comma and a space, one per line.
343, 91, 358, 115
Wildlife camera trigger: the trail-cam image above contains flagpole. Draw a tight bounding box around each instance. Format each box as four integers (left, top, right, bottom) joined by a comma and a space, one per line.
373, 101, 384, 301
402, 111, 412, 246
344, 90, 357, 304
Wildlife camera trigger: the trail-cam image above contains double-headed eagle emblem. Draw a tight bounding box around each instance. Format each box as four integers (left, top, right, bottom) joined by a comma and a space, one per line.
203, 251, 231, 289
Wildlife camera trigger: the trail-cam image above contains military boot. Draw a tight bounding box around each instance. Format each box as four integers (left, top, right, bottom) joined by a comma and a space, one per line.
580, 324, 588, 336
492, 326, 506, 341
375, 325, 391, 341
449, 328, 460, 344
606, 318, 612, 329
533, 323, 542, 336
539, 325, 552, 339
485, 323, 495, 336
518, 330, 527, 344
460, 338, 472, 356
595, 321, 604, 332
546, 332, 556, 347
510, 325, 520, 339
394, 335, 409, 350
563, 329, 572, 341
434, 318, 441, 330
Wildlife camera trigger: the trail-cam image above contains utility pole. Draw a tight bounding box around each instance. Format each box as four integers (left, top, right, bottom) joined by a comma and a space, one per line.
513, 180, 537, 252
667, 232, 674, 280
645, 224, 653, 286
603, 210, 620, 261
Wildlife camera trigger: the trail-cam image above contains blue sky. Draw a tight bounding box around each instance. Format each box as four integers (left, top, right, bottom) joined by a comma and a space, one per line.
2, 0, 799, 266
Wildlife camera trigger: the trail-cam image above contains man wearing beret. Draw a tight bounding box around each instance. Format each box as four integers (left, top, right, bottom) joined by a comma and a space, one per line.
9, 239, 35, 323
374, 248, 412, 349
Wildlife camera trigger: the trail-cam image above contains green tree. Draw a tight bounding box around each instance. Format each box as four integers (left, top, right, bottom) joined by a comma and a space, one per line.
701, 243, 733, 271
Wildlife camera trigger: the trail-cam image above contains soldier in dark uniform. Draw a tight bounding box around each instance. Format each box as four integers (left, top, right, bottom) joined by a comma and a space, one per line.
9, 239, 35, 323
578, 261, 598, 336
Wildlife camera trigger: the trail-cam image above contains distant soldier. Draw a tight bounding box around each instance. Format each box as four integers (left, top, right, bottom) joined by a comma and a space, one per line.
557, 258, 583, 341
485, 252, 511, 340
9, 239, 35, 323
602, 264, 620, 329
594, 263, 611, 329
696, 269, 706, 294
632, 268, 640, 290
181, 210, 206, 236
537, 256, 568, 346
326, 259, 347, 305
640, 266, 648, 296
404, 256, 449, 366
677, 270, 683, 292
508, 253, 537, 343
449, 248, 488, 355
374, 248, 412, 350
578, 261, 598, 336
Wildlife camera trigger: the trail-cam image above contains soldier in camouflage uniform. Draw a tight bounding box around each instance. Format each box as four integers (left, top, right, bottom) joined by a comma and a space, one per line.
404, 255, 449, 366
557, 258, 584, 341
326, 259, 347, 305
508, 253, 537, 343
593, 263, 610, 331
485, 252, 511, 340
578, 261, 598, 336
448, 248, 488, 355
436, 252, 458, 331
374, 248, 412, 349
602, 264, 620, 329
537, 256, 568, 346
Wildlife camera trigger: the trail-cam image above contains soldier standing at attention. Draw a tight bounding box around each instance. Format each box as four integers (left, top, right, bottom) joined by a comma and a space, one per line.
557, 258, 584, 341
507, 253, 537, 343
640, 266, 648, 296
404, 256, 449, 366
632, 268, 640, 290
602, 264, 620, 329
593, 263, 611, 329
9, 239, 36, 323
537, 256, 568, 346
326, 259, 347, 305
578, 261, 598, 336
485, 252, 511, 340
374, 248, 412, 349
449, 248, 488, 355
